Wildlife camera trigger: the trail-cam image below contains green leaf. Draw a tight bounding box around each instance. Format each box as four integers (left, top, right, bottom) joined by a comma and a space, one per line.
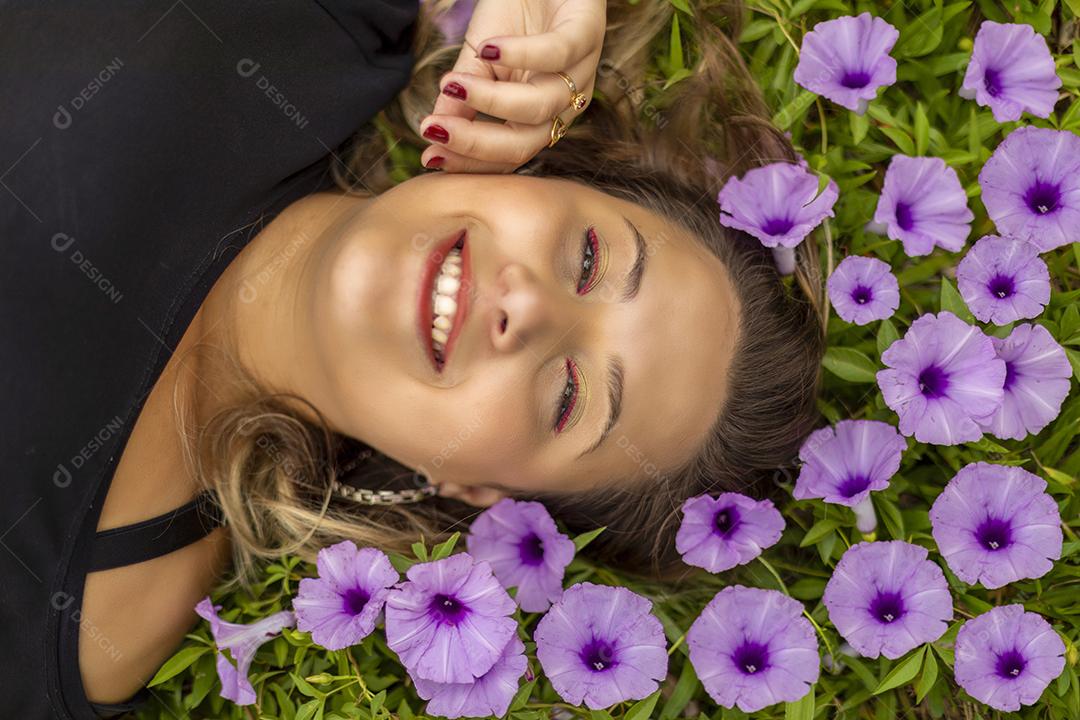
370, 690, 386, 716
800, 517, 840, 547
625, 689, 662, 720
659, 660, 699, 719
878, 126, 915, 155
822, 347, 878, 383
411, 541, 428, 562
877, 319, 900, 356
916, 647, 939, 702
897, 4, 945, 58
939, 277, 974, 323
874, 645, 926, 694
784, 685, 815, 720
295, 699, 322, 720
147, 646, 209, 687
431, 531, 460, 560
668, 0, 692, 13
850, 111, 870, 145
292, 672, 325, 699
668, 13, 684, 71
573, 526, 606, 552
509, 679, 537, 712
773, 90, 818, 131
914, 102, 929, 155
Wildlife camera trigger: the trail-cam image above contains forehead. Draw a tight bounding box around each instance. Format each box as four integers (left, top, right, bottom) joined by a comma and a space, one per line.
569, 181, 741, 484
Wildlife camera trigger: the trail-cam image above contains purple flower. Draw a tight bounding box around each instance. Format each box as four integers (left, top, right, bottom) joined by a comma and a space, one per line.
412, 636, 528, 719
827, 256, 900, 325
687, 586, 819, 713
793, 13, 899, 114
534, 582, 668, 709
979, 126, 1080, 252
871, 155, 974, 256
717, 162, 838, 249
292, 541, 398, 651
385, 553, 516, 684
466, 498, 576, 613
960, 21, 1061, 122
675, 493, 784, 573
981, 323, 1073, 440
930, 462, 1062, 589
194, 598, 296, 706
877, 312, 1006, 445
823, 541, 952, 659
955, 605, 1066, 711
956, 236, 1050, 325
794, 420, 906, 507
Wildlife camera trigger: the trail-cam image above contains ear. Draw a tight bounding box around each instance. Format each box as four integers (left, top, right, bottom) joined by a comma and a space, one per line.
436, 482, 506, 508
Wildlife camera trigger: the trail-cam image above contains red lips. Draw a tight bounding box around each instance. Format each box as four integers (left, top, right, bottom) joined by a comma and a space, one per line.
416, 229, 470, 374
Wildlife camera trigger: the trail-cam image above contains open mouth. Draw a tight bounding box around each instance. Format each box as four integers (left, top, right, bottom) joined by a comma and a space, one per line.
418, 229, 470, 373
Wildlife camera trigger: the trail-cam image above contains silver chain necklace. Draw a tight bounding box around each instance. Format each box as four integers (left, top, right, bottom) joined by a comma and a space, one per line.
329, 448, 437, 506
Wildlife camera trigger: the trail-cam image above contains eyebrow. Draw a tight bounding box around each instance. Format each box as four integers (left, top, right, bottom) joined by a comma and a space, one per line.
576, 217, 647, 458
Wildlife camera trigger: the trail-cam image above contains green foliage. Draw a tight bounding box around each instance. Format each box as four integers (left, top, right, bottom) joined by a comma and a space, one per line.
138, 1, 1080, 718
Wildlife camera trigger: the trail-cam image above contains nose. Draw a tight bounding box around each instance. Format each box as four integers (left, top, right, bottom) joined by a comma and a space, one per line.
489, 262, 565, 353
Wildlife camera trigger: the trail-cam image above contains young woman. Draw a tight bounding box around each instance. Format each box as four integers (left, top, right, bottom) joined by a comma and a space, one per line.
0, 0, 823, 717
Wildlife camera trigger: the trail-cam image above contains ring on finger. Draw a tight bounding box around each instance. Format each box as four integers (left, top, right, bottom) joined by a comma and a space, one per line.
549, 114, 569, 148
555, 71, 589, 111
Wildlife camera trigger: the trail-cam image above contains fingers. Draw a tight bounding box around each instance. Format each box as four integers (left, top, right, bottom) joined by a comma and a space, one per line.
475, 4, 605, 73
420, 113, 553, 168
438, 71, 580, 124
430, 45, 494, 121
419, 144, 517, 175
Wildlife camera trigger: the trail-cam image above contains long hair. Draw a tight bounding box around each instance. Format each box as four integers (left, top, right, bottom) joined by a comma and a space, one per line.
178, 0, 826, 592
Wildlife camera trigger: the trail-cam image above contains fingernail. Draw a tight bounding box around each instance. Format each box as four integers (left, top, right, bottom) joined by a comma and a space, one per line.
442, 81, 467, 101
425, 155, 445, 169
422, 124, 449, 143
480, 44, 500, 60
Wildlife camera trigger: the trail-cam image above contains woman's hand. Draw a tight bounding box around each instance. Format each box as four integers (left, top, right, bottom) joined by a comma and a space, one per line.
421, 0, 606, 173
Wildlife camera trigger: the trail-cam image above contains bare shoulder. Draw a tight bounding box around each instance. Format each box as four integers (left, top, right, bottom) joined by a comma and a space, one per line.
78, 526, 232, 704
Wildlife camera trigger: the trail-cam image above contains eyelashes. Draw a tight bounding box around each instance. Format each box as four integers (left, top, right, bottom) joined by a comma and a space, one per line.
554, 226, 604, 433
576, 226, 602, 294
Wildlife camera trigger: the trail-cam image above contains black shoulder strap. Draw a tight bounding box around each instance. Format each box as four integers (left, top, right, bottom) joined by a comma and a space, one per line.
88, 490, 226, 573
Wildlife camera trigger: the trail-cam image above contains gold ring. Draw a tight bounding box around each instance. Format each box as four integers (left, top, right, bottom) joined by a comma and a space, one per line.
549, 114, 568, 147
555, 71, 589, 111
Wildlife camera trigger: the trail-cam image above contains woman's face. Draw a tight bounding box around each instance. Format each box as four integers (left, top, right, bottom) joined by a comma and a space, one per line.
294, 173, 740, 501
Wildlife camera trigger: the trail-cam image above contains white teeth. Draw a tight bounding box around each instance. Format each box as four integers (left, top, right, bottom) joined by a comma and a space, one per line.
436, 274, 460, 295
429, 245, 463, 365
434, 294, 457, 316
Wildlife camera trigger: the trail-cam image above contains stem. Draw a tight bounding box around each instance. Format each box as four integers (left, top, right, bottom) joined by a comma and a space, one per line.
816, 97, 828, 154
757, 556, 789, 596
668, 632, 686, 656
822, 218, 834, 324
346, 649, 373, 700
803, 609, 835, 661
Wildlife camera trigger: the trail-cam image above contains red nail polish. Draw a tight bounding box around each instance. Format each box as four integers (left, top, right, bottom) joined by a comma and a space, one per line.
423, 124, 450, 143
425, 155, 445, 169
480, 44, 500, 61
442, 81, 467, 100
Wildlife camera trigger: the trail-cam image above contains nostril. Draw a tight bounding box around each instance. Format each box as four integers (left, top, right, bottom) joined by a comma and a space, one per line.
499, 314, 508, 334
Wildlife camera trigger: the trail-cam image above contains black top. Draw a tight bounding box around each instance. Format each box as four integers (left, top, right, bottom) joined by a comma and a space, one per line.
0, 2, 419, 717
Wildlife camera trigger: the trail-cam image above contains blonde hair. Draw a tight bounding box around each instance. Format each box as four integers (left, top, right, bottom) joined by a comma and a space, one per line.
180, 0, 825, 593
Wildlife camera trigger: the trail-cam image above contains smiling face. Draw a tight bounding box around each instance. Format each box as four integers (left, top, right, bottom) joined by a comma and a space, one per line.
290, 173, 740, 498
